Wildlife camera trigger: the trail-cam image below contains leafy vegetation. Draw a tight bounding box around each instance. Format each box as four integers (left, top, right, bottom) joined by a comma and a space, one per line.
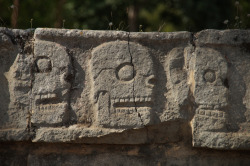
0, 0, 249, 31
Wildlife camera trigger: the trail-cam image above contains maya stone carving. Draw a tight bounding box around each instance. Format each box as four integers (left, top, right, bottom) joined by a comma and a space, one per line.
90, 41, 156, 128
31, 41, 73, 126
191, 47, 229, 132
0, 29, 249, 150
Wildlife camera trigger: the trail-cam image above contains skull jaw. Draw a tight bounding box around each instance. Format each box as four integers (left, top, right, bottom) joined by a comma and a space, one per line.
96, 92, 153, 128
31, 102, 69, 126
192, 107, 228, 132
31, 91, 70, 127
97, 107, 153, 129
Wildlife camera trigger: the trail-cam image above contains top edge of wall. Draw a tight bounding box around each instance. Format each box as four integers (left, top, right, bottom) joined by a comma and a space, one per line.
0, 27, 34, 36
33, 28, 192, 42
1, 27, 250, 45
195, 29, 250, 46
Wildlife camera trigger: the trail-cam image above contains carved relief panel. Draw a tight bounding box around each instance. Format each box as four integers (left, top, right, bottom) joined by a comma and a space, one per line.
90, 41, 156, 128
31, 41, 73, 126
191, 47, 229, 132
0, 29, 249, 149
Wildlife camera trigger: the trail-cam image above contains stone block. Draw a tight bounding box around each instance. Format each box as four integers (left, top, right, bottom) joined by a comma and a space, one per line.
0, 28, 249, 151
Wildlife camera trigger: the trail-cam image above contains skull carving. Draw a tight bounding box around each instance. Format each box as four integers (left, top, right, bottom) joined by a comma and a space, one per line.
31, 42, 73, 126
90, 41, 156, 128
192, 47, 229, 132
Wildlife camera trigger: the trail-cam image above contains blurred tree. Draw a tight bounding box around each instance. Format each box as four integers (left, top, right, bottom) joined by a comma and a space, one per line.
237, 0, 250, 28
0, 0, 12, 27
54, 0, 66, 28
11, 0, 19, 28
128, 1, 138, 31
178, 0, 234, 31
0, 0, 249, 31
18, 0, 57, 28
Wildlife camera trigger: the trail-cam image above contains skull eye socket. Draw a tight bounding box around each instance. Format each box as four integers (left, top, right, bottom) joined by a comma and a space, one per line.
116, 63, 135, 81
36, 58, 52, 73
204, 70, 216, 83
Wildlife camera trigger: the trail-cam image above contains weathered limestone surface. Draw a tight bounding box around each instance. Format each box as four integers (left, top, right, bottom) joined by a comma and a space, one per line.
0, 28, 250, 165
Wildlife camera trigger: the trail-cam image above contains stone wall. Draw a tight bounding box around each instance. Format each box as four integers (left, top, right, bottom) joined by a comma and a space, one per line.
0, 28, 250, 165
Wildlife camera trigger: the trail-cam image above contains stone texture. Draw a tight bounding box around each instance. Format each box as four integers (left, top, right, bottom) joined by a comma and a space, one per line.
0, 28, 250, 165
31, 39, 73, 126
190, 29, 250, 149
28, 28, 192, 144
1, 142, 250, 166
90, 40, 156, 128
0, 28, 33, 140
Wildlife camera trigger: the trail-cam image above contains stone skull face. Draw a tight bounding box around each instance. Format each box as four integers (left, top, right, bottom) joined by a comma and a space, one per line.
31, 43, 73, 126
192, 48, 229, 131
194, 48, 228, 109
91, 41, 156, 128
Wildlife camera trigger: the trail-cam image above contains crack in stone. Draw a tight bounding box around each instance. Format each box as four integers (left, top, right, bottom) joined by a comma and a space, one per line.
65, 48, 77, 126
27, 32, 35, 134
190, 32, 196, 48
188, 31, 198, 121
127, 32, 144, 126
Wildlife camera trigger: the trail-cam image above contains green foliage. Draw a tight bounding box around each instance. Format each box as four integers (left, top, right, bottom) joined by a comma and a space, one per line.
0, 0, 249, 31
0, 0, 12, 27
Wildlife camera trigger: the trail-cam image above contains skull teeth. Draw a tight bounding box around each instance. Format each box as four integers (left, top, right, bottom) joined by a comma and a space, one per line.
124, 98, 129, 102
35, 103, 67, 111
9, 104, 67, 112
8, 106, 31, 111
111, 96, 152, 103
200, 103, 228, 109
196, 109, 227, 118
115, 107, 136, 114
114, 107, 149, 114
35, 93, 57, 100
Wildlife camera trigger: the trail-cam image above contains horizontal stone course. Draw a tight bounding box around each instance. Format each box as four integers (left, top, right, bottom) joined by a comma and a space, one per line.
0, 28, 250, 165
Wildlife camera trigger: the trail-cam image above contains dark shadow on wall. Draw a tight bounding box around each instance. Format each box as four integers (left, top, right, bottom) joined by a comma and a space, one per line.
227, 62, 247, 132
0, 37, 18, 128
212, 46, 247, 132
0, 72, 10, 127
69, 54, 86, 124
149, 49, 167, 124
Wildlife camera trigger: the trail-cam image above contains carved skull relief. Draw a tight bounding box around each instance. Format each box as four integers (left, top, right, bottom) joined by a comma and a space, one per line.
31, 42, 73, 126
0, 33, 31, 129
90, 41, 156, 128
167, 47, 189, 107
192, 47, 229, 131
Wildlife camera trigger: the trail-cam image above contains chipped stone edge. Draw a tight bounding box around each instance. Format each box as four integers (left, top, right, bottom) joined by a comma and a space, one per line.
32, 126, 124, 143
34, 28, 192, 42
191, 29, 250, 150
192, 131, 250, 150
195, 29, 250, 46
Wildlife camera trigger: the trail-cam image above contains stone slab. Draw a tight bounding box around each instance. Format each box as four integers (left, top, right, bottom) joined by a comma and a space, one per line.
0, 28, 249, 150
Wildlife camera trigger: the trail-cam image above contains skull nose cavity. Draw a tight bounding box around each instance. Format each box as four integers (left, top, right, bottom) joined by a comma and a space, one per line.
146, 75, 156, 88
63, 71, 73, 82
